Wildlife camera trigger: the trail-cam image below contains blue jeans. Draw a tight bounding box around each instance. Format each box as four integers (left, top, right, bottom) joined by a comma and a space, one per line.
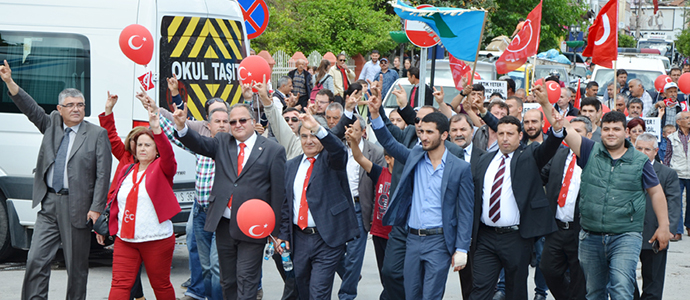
186, 204, 205, 299
678, 179, 690, 234
335, 202, 368, 300
578, 230, 642, 300
496, 237, 548, 296
193, 204, 224, 300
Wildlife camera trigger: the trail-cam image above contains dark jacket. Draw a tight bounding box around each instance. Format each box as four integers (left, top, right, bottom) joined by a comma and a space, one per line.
642, 162, 681, 250
287, 68, 313, 97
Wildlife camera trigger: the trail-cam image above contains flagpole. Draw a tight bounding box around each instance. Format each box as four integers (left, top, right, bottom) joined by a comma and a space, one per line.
469, 11, 488, 85
612, 60, 617, 109
531, 54, 538, 87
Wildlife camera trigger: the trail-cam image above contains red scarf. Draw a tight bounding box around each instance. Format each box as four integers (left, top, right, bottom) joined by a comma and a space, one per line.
120, 163, 148, 239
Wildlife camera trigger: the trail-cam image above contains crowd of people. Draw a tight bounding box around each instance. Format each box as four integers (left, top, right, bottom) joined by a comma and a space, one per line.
0, 48, 687, 300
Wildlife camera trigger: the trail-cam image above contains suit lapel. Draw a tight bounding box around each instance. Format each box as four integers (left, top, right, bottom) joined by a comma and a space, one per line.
229, 137, 239, 180
440, 156, 453, 202
68, 125, 87, 162
238, 137, 265, 180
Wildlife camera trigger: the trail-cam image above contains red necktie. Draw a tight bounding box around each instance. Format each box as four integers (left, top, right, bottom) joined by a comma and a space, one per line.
228, 142, 246, 209
410, 86, 418, 107
340, 67, 349, 91
298, 157, 316, 229
120, 163, 148, 239
558, 153, 577, 208
489, 155, 507, 223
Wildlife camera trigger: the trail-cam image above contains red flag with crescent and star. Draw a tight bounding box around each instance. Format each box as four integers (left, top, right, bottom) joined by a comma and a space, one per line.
495, 0, 542, 74
583, 0, 618, 68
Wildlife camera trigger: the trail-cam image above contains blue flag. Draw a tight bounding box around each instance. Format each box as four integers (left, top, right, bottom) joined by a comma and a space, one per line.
393, 1, 486, 62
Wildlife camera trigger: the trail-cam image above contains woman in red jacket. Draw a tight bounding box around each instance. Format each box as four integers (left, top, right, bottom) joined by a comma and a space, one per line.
97, 104, 181, 300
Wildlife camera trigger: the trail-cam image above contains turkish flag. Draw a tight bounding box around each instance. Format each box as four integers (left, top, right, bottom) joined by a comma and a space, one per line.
574, 79, 581, 109
495, 0, 542, 74
582, 0, 618, 68
138, 71, 155, 91
449, 54, 472, 90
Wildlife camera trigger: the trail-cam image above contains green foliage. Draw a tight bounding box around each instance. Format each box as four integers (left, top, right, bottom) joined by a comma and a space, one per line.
618, 33, 636, 48
677, 29, 690, 57
252, 0, 399, 56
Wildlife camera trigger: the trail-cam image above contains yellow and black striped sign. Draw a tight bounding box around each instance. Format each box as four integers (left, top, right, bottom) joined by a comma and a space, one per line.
159, 16, 247, 121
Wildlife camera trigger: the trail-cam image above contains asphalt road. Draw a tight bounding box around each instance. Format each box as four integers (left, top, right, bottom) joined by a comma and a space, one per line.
1, 234, 690, 299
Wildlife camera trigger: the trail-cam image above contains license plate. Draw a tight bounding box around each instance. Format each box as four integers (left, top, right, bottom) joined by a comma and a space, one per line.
174, 190, 195, 203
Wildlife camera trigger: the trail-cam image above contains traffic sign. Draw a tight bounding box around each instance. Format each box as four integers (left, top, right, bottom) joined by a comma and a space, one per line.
404, 4, 439, 48
238, 0, 270, 39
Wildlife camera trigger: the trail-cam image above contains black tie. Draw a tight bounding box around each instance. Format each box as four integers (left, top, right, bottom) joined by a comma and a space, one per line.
52, 127, 72, 191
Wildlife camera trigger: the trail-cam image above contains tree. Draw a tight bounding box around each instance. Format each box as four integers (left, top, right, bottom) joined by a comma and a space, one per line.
252, 0, 400, 56
618, 33, 636, 48
677, 28, 690, 57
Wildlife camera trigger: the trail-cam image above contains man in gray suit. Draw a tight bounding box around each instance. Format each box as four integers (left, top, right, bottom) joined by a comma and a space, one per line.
0, 60, 112, 300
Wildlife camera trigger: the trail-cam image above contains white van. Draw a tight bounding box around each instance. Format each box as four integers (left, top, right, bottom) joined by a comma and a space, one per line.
590, 54, 666, 101
0, 0, 249, 260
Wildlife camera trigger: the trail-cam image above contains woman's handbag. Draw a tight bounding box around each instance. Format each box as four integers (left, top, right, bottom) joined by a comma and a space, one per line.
93, 163, 135, 236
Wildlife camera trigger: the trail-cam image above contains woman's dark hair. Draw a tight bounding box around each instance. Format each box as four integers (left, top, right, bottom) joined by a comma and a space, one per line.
626, 117, 646, 131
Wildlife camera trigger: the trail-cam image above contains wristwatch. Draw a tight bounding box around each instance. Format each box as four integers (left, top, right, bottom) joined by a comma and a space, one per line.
460, 91, 466, 97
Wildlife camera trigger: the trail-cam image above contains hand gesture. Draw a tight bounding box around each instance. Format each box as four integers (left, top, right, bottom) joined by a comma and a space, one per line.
531, 84, 549, 106
344, 125, 356, 146
167, 74, 179, 96
105, 91, 118, 115
433, 86, 445, 104
391, 84, 408, 108
252, 75, 270, 104
300, 111, 320, 132
551, 107, 564, 132
287, 92, 299, 107
462, 80, 473, 97
0, 60, 12, 83
149, 103, 161, 134
173, 102, 188, 131
242, 82, 254, 101
367, 93, 381, 119
658, 105, 666, 119
344, 90, 359, 112
135, 87, 157, 112
306, 99, 317, 115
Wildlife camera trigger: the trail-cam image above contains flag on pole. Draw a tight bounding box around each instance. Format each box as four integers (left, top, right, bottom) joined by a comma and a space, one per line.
449, 54, 471, 90
392, 0, 486, 62
495, 0, 542, 74
582, 0, 618, 68
574, 79, 582, 109
653, 0, 659, 14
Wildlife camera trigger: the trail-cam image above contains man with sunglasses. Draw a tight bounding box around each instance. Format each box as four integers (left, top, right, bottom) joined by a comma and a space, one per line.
174, 100, 286, 300
1, 60, 112, 300
330, 54, 356, 105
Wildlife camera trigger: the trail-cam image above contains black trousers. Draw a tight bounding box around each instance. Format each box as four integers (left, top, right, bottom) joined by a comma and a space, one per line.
372, 235, 388, 284
292, 228, 345, 300
458, 248, 473, 300
216, 218, 264, 300
634, 249, 668, 300
272, 252, 299, 300
539, 226, 586, 300
380, 226, 407, 300
469, 225, 533, 300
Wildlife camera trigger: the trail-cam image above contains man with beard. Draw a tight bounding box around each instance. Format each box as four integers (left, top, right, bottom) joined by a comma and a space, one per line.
522, 109, 544, 146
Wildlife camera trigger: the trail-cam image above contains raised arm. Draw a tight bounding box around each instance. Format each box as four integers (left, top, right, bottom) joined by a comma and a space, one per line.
99, 92, 128, 160
172, 103, 219, 159
433, 86, 453, 118
533, 84, 582, 157
149, 105, 177, 179
330, 89, 360, 139
346, 126, 373, 173
368, 93, 411, 164
2, 60, 51, 133
254, 81, 303, 159
301, 112, 348, 170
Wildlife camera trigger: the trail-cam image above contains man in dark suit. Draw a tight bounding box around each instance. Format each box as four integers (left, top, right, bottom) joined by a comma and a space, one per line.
374, 86, 465, 300
1, 61, 112, 300
633, 133, 681, 300
275, 112, 359, 300
370, 92, 474, 299
539, 117, 592, 300
467, 87, 563, 300
448, 113, 485, 298
405, 66, 434, 107
174, 103, 286, 300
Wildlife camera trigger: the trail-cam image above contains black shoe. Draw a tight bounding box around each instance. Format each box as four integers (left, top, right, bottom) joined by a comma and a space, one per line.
534, 294, 547, 300
493, 291, 506, 300
181, 278, 191, 289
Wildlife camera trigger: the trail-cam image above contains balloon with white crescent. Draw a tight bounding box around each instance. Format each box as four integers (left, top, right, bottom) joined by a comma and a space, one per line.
248, 224, 265, 237
128, 35, 144, 50
238, 66, 248, 81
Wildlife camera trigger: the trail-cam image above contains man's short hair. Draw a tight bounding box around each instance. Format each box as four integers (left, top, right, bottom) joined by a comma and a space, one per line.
663, 124, 676, 130
371, 50, 379, 54
568, 87, 577, 95
449, 113, 475, 128
503, 78, 516, 93
601, 111, 627, 127
472, 83, 485, 93
627, 97, 643, 110
228, 103, 255, 120
617, 69, 628, 76
586, 81, 599, 89
497, 116, 522, 132
506, 96, 523, 107
282, 107, 300, 115
636, 133, 658, 149
408, 66, 420, 79
489, 100, 509, 114
616, 93, 628, 103
317, 89, 334, 102
354, 114, 366, 130
580, 97, 601, 111
570, 116, 593, 133
417, 105, 440, 113
545, 76, 560, 83
345, 82, 363, 98
670, 67, 681, 74
355, 79, 367, 86
337, 53, 347, 60
208, 108, 229, 123
628, 78, 643, 88
490, 92, 504, 99
277, 76, 291, 89
58, 88, 84, 105
561, 87, 572, 99
326, 102, 343, 114
420, 112, 450, 134
204, 97, 230, 114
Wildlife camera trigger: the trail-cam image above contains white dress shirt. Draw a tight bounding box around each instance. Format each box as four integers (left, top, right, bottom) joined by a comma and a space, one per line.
556, 150, 581, 223
292, 127, 328, 227
463, 142, 474, 164
347, 139, 364, 198
46, 122, 82, 190
482, 151, 520, 227
117, 170, 173, 243
223, 132, 257, 219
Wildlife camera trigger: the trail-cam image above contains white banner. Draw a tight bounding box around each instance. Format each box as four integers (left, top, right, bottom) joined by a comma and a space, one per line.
476, 80, 508, 100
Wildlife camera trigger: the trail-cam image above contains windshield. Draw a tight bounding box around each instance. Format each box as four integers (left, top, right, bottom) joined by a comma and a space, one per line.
593, 69, 662, 96
572, 66, 587, 79
534, 66, 569, 83
638, 41, 671, 56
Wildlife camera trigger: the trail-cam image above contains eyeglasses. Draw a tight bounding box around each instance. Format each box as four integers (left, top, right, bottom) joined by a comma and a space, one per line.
229, 118, 249, 126
381, 61, 388, 64
339, 59, 347, 62
284, 116, 299, 122
414, 117, 421, 124
60, 102, 85, 109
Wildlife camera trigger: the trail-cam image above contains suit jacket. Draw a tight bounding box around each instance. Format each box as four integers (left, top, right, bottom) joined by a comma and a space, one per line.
642, 162, 681, 250
409, 83, 435, 107
107, 132, 181, 234
279, 129, 359, 248
176, 129, 286, 244
374, 122, 474, 254
472, 113, 562, 244
466, 144, 486, 178
541, 147, 581, 227
10, 88, 111, 229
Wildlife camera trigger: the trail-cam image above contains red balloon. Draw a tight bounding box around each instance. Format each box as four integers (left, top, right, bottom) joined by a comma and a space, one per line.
546, 81, 561, 104
119, 24, 154, 66
236, 199, 275, 239
534, 78, 544, 87
238, 55, 271, 90
679, 73, 690, 94
654, 75, 673, 92
537, 106, 550, 133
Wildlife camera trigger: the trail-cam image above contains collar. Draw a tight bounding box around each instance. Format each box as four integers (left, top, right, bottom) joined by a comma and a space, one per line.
63, 121, 83, 134
424, 148, 448, 165
237, 131, 258, 150
301, 153, 321, 164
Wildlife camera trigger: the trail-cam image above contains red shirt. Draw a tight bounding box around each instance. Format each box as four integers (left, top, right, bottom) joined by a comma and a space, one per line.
369, 165, 392, 239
